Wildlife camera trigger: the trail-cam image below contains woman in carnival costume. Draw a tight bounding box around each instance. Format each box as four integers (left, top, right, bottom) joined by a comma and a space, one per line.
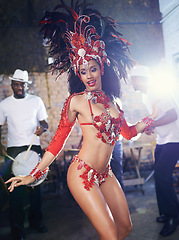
6, 1, 156, 239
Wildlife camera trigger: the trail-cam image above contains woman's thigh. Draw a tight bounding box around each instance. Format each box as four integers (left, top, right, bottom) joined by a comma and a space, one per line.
100, 173, 132, 232
67, 162, 118, 239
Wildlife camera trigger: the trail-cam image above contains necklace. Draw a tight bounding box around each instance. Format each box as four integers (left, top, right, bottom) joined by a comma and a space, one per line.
84, 90, 122, 146
84, 89, 110, 108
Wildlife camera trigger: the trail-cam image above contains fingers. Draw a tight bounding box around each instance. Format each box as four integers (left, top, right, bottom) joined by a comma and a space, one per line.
5, 176, 24, 192
145, 128, 154, 135
5, 176, 18, 184
34, 126, 42, 136
5, 175, 35, 192
8, 181, 17, 192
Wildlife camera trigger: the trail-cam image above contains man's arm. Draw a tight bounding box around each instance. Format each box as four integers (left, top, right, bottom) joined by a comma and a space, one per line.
0, 125, 6, 156
146, 108, 178, 135
151, 108, 178, 128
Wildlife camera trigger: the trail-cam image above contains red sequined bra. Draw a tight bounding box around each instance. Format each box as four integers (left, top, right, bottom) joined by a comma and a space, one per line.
80, 90, 124, 145
46, 91, 137, 156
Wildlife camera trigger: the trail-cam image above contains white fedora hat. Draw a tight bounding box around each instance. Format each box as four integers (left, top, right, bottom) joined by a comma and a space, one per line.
9, 69, 32, 84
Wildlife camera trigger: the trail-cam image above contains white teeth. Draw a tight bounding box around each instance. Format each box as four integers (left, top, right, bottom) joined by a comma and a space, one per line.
88, 80, 95, 84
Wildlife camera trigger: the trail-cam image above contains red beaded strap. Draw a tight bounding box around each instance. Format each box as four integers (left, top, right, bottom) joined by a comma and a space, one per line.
142, 116, 154, 132
30, 165, 49, 181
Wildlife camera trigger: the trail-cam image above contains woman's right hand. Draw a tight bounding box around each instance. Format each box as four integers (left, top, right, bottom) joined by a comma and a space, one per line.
5, 175, 35, 192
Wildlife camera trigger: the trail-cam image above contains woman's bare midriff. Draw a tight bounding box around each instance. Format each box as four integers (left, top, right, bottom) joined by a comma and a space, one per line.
78, 125, 114, 172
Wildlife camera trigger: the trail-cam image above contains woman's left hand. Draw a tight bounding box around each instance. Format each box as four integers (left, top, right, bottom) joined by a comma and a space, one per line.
5, 175, 35, 192
145, 126, 155, 135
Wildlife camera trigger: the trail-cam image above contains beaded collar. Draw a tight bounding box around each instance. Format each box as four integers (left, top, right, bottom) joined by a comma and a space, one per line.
84, 89, 110, 108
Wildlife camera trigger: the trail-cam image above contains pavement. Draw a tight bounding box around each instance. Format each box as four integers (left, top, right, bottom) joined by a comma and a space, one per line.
0, 170, 179, 240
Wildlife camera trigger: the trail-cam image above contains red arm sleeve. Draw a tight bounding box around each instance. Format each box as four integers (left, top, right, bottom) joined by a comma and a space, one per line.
116, 103, 138, 140
120, 118, 138, 140
46, 94, 76, 156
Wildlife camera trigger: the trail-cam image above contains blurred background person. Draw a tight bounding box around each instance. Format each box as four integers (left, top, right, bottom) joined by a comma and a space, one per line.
131, 65, 179, 237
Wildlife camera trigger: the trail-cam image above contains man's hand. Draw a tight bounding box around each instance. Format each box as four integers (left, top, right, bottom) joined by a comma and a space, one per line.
0, 143, 6, 156
34, 126, 44, 136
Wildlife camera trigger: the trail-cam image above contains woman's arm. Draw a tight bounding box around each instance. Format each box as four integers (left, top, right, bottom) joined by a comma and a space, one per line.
120, 118, 147, 140
5, 94, 78, 191
46, 94, 77, 156
5, 151, 55, 192
116, 102, 155, 140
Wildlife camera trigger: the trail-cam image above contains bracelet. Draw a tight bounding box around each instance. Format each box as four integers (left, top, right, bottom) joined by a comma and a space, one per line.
30, 164, 49, 181
142, 116, 154, 132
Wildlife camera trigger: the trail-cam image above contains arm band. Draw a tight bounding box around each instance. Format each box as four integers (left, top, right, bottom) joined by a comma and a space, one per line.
120, 118, 138, 140
115, 103, 138, 140
30, 164, 49, 181
142, 116, 154, 133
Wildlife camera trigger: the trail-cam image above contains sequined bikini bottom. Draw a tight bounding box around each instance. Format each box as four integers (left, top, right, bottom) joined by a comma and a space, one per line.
71, 155, 113, 191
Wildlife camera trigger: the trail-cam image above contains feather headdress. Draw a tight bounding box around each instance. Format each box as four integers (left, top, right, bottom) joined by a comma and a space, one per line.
40, 0, 133, 80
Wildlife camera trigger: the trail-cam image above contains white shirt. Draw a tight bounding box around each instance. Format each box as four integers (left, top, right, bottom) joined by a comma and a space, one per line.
0, 94, 48, 147
142, 91, 179, 145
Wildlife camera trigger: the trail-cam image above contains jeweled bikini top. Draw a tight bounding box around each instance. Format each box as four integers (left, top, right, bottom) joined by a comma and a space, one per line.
80, 90, 124, 146
46, 91, 137, 156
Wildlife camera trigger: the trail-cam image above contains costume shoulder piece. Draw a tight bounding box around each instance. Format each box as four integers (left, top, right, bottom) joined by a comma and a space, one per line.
46, 92, 83, 156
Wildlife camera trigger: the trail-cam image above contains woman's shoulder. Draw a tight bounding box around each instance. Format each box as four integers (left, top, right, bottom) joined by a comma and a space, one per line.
67, 91, 86, 111
70, 91, 85, 103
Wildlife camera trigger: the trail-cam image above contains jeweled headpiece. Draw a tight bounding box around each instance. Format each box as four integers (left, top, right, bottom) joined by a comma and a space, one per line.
40, 0, 133, 80
65, 15, 110, 76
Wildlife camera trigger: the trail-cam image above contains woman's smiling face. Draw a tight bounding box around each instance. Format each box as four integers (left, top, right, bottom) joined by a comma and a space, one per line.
79, 59, 102, 91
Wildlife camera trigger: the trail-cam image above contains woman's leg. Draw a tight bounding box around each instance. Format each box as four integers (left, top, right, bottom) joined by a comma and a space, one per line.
67, 161, 119, 240
100, 173, 132, 240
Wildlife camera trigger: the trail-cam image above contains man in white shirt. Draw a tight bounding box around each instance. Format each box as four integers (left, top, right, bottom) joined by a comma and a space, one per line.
0, 69, 48, 240
131, 65, 179, 237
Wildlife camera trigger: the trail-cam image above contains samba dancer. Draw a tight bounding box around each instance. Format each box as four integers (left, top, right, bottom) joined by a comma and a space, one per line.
6, 2, 156, 239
